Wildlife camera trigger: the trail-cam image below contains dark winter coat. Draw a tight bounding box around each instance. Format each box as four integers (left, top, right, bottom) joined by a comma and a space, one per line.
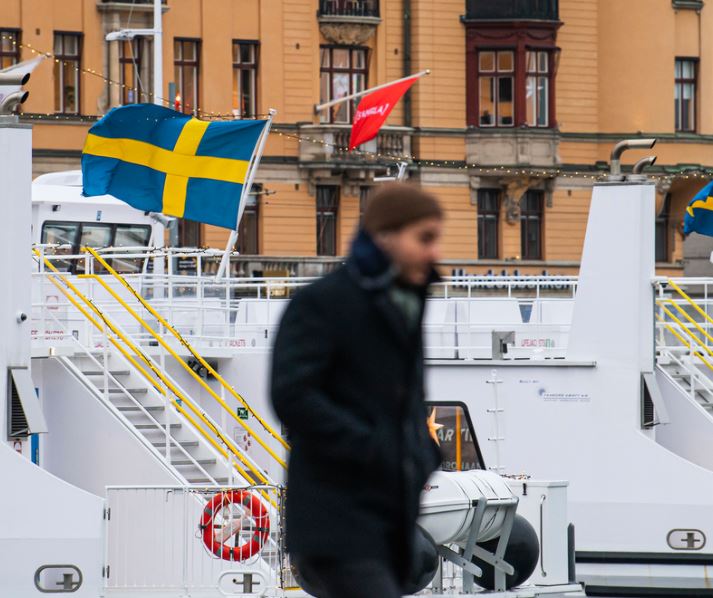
270, 230, 442, 577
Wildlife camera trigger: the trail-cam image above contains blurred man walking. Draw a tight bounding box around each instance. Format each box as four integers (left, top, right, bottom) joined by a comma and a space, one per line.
271, 183, 444, 598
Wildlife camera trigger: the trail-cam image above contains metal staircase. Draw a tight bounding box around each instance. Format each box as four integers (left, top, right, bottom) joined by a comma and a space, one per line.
33, 247, 289, 489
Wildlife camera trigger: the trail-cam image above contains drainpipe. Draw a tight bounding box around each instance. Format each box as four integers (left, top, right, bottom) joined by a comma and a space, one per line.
403, 0, 412, 127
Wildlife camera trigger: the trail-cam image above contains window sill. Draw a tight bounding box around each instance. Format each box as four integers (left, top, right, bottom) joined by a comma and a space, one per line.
672, 0, 704, 10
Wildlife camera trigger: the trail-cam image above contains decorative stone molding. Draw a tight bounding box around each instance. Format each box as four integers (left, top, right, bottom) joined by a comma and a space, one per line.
500, 177, 535, 224
466, 129, 561, 169
318, 20, 380, 45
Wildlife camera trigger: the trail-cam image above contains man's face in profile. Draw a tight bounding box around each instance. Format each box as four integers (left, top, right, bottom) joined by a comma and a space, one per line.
378, 216, 443, 286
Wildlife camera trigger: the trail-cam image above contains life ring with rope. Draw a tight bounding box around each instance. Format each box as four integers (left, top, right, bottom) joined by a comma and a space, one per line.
199, 490, 270, 561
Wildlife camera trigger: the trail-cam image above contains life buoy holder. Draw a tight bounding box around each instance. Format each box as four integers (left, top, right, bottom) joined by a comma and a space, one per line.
199, 490, 270, 561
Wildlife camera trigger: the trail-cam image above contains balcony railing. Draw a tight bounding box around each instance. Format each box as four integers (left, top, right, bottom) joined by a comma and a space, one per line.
465, 0, 558, 21
296, 124, 411, 165
318, 0, 379, 18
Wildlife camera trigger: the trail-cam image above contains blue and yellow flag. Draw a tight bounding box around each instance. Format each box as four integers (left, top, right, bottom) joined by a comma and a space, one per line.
81, 104, 266, 230
684, 180, 713, 236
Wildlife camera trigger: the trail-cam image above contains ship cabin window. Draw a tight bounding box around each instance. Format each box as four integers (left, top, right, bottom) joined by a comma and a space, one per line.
426, 402, 485, 472
41, 221, 152, 273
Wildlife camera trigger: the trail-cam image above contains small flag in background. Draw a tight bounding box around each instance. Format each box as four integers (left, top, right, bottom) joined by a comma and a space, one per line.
348, 75, 420, 151
82, 104, 267, 230
684, 180, 713, 236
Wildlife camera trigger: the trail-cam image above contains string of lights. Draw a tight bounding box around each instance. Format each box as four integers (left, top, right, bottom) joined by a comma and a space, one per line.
5, 34, 713, 185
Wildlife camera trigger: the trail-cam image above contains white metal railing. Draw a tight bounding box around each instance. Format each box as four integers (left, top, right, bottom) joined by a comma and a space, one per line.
32, 245, 579, 360
104, 485, 289, 593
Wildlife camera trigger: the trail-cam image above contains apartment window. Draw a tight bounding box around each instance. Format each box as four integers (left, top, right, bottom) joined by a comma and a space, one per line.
232, 41, 258, 118
237, 191, 259, 254
0, 30, 20, 69
320, 46, 368, 124
119, 39, 144, 104
317, 186, 339, 256
359, 186, 371, 225
656, 193, 671, 262
174, 38, 200, 115
54, 33, 82, 114
478, 50, 514, 126
477, 189, 500, 259
526, 50, 549, 127
466, 24, 559, 129
520, 190, 543, 260
675, 58, 696, 132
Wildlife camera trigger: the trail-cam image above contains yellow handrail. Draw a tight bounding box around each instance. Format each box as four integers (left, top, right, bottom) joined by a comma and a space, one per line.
83, 246, 290, 452
78, 272, 288, 470
656, 303, 713, 360
34, 250, 270, 488
668, 279, 713, 330
664, 299, 713, 348
656, 313, 713, 373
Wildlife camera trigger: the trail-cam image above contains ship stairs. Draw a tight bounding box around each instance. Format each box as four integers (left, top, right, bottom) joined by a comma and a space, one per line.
32, 246, 289, 490
655, 278, 713, 412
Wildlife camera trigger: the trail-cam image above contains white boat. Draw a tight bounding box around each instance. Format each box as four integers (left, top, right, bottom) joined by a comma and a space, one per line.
9, 126, 713, 596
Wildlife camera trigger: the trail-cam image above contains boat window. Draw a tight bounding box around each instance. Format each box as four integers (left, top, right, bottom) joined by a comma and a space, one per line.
115, 224, 151, 248
40, 222, 80, 271
426, 402, 485, 472
41, 221, 153, 273
79, 223, 113, 248
113, 224, 152, 273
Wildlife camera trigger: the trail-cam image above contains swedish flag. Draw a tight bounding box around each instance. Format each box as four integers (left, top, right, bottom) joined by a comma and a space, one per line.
81, 104, 266, 230
684, 180, 713, 236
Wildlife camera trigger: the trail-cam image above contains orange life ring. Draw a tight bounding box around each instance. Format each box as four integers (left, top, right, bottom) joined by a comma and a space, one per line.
200, 490, 270, 561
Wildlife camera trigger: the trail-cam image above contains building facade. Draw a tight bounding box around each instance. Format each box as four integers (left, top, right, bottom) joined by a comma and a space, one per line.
2, 0, 713, 277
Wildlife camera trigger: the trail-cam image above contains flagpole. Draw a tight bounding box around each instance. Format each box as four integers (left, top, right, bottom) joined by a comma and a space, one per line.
216, 108, 276, 279
314, 69, 430, 114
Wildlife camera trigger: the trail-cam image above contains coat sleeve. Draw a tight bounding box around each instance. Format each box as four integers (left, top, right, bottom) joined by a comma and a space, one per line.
270, 289, 373, 467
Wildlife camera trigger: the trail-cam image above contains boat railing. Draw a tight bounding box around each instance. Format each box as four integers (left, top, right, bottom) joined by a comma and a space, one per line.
32, 245, 580, 360
654, 277, 713, 384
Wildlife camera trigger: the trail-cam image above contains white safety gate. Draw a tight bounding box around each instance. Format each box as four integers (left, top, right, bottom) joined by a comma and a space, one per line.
104, 485, 289, 596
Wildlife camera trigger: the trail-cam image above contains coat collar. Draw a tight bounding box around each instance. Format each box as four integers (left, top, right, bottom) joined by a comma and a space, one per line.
345, 229, 441, 293
346, 229, 440, 350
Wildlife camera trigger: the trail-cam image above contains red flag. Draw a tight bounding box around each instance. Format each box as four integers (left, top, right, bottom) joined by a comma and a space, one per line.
348, 76, 420, 151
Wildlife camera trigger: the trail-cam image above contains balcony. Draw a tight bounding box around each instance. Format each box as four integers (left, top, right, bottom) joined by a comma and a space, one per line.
318, 0, 379, 19
466, 128, 560, 168
318, 0, 381, 45
297, 124, 412, 168
464, 0, 558, 21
